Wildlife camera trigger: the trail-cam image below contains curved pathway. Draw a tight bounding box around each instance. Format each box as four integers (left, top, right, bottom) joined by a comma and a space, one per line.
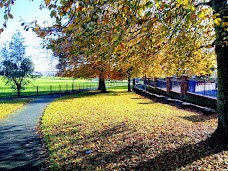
0, 95, 62, 171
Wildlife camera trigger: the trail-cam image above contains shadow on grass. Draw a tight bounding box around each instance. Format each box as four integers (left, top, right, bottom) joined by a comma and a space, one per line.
180, 114, 217, 123
88, 132, 228, 171
133, 132, 228, 170
57, 90, 130, 101
0, 98, 32, 105
138, 102, 155, 105
131, 97, 144, 100
47, 119, 228, 171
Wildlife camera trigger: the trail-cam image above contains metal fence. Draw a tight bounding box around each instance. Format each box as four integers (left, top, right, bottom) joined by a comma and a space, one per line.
0, 81, 127, 98
143, 78, 217, 98
188, 79, 217, 98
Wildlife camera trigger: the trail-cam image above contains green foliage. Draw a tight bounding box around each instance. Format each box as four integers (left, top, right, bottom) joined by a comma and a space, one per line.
1, 30, 34, 96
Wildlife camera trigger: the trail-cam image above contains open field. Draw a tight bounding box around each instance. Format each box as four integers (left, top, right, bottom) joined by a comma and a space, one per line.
41, 89, 227, 170
0, 76, 127, 97
0, 99, 31, 120
0, 76, 75, 87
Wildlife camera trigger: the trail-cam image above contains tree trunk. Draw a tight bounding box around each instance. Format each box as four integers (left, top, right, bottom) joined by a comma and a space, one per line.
16, 84, 21, 97
98, 78, 101, 90
212, 0, 228, 138
216, 43, 228, 138
100, 77, 106, 93
127, 71, 131, 92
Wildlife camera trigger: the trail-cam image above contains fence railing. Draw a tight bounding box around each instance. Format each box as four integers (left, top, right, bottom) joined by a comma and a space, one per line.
141, 77, 217, 98
0, 81, 127, 98
188, 79, 217, 98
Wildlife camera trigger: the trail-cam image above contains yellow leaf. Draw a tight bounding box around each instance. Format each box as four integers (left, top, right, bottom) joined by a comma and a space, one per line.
45, 0, 51, 6
214, 18, 222, 26
198, 11, 204, 18
183, 0, 188, 5
34, 27, 40, 32
190, 6, 195, 12
132, 16, 137, 22
142, 27, 147, 32
68, 24, 74, 31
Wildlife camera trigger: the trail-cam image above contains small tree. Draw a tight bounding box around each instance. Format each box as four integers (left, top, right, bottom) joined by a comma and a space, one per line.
1, 30, 34, 96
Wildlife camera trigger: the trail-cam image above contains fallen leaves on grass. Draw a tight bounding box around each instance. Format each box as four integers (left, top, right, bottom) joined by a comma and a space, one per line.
41, 90, 227, 171
0, 99, 31, 120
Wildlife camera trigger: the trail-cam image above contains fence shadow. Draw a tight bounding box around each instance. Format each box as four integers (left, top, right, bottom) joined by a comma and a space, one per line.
180, 114, 217, 123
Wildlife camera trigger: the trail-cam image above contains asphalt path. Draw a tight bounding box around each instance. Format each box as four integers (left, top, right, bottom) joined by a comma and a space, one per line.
0, 95, 62, 171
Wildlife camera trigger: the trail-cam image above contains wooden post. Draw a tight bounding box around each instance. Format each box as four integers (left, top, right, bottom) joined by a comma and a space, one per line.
166, 77, 172, 95
180, 75, 189, 97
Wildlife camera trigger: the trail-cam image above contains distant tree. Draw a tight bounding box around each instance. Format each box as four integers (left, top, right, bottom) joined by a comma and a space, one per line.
1, 30, 34, 96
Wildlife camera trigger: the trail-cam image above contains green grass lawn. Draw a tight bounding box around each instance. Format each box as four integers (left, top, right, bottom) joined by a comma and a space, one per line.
0, 76, 96, 87
41, 89, 227, 171
0, 99, 31, 120
0, 76, 127, 97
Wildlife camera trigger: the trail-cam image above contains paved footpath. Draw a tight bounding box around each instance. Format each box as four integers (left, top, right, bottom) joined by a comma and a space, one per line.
0, 95, 62, 171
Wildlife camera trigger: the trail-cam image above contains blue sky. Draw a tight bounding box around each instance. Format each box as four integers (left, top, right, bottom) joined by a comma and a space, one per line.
0, 0, 57, 72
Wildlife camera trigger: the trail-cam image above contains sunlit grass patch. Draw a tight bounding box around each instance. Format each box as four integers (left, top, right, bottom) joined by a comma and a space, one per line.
0, 99, 31, 120
41, 90, 224, 170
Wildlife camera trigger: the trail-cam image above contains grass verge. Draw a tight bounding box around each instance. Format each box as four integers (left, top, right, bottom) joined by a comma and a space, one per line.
0, 99, 31, 120
41, 90, 227, 170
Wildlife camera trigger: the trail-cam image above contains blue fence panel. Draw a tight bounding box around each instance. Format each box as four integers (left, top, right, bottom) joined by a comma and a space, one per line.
171, 79, 181, 92
149, 80, 155, 87
188, 79, 217, 98
157, 79, 166, 89
188, 79, 196, 93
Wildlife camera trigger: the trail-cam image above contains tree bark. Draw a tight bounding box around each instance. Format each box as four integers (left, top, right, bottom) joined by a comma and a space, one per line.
98, 78, 101, 90
212, 0, 228, 138
100, 77, 106, 93
16, 84, 21, 96
216, 43, 228, 138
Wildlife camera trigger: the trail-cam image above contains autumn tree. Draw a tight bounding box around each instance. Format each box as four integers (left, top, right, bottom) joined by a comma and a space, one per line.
2, 0, 228, 138
154, 0, 228, 138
